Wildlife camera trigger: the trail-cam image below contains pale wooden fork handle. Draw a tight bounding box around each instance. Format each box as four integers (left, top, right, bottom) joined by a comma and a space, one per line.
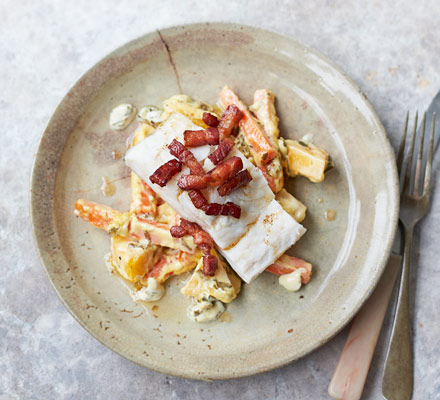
382, 230, 414, 400
328, 255, 401, 400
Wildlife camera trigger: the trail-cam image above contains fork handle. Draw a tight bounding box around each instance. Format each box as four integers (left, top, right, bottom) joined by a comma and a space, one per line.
382, 229, 414, 400
328, 254, 401, 400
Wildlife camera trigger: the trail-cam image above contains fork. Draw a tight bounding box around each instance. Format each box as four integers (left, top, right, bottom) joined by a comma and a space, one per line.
382, 111, 436, 400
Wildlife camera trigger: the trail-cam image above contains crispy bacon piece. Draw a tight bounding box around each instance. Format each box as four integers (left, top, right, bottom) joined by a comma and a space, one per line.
205, 201, 241, 219
218, 169, 253, 196
219, 86, 277, 165
218, 104, 243, 138
203, 112, 219, 127
188, 190, 241, 219
149, 159, 182, 187
169, 225, 187, 238
202, 255, 218, 276
170, 219, 214, 252
188, 190, 209, 211
170, 219, 217, 277
184, 128, 219, 147
209, 156, 243, 187
189, 226, 213, 254
207, 137, 235, 165
221, 202, 241, 218
170, 220, 219, 276
205, 203, 222, 216
168, 139, 204, 175
177, 174, 211, 190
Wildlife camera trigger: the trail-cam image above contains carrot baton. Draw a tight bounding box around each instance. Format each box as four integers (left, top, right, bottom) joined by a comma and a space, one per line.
130, 174, 162, 217
74, 199, 130, 234
219, 86, 277, 165
266, 254, 312, 284
74, 199, 195, 252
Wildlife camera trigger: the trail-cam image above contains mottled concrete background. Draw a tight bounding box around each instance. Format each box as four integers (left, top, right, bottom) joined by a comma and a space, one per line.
1, 1, 439, 399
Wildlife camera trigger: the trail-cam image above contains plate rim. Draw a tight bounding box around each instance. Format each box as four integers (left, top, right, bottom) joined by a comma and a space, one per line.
30, 21, 399, 379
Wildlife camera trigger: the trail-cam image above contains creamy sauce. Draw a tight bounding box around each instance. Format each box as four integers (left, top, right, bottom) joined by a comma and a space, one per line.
325, 209, 337, 221
220, 311, 232, 323
131, 277, 165, 302
109, 104, 136, 130
301, 133, 314, 144
137, 106, 166, 126
187, 297, 225, 322
100, 176, 116, 197
104, 252, 115, 274
105, 254, 165, 316
279, 268, 306, 292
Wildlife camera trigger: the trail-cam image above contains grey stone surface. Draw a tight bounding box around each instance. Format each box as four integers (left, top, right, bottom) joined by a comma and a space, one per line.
1, 0, 439, 399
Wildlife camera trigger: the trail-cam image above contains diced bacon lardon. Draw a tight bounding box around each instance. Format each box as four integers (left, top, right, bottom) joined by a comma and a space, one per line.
220, 202, 241, 219
202, 112, 219, 127
170, 218, 218, 276
149, 159, 182, 187
218, 104, 243, 138
208, 156, 243, 187
168, 139, 205, 175
188, 190, 209, 211
205, 202, 241, 218
177, 174, 211, 190
188, 190, 241, 219
203, 255, 218, 276
162, 140, 248, 218
208, 137, 235, 165
218, 169, 253, 196
170, 219, 214, 253
184, 127, 219, 147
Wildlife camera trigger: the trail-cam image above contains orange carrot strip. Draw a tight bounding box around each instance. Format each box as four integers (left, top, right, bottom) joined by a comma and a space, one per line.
147, 250, 201, 282
266, 254, 312, 284
74, 199, 194, 251
219, 86, 277, 165
74, 199, 128, 233
130, 173, 161, 216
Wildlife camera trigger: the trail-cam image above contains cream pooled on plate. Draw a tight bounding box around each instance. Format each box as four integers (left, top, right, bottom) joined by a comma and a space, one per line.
124, 112, 306, 283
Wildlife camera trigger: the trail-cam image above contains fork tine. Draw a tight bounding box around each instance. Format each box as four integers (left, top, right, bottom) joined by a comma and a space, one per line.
397, 111, 409, 175
423, 112, 435, 196
403, 111, 418, 193
413, 112, 426, 195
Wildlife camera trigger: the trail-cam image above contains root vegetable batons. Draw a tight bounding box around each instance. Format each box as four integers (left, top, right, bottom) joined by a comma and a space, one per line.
219, 86, 277, 165
146, 248, 202, 283
266, 254, 312, 284
130, 173, 161, 217
74, 200, 195, 252
170, 219, 219, 276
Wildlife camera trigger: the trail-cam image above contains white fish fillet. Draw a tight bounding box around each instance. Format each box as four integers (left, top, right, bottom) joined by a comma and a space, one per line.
125, 113, 306, 282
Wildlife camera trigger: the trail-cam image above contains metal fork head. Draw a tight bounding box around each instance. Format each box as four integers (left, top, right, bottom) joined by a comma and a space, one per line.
398, 111, 435, 229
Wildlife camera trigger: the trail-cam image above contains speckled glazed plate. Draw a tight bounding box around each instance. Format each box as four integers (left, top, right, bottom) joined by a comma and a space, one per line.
30, 23, 398, 380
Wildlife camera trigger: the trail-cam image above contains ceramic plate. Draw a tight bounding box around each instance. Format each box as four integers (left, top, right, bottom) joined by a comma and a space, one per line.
30, 23, 398, 380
